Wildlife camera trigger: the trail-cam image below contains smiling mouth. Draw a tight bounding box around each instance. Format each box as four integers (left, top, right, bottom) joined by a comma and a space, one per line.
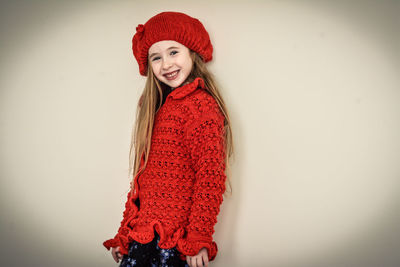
164, 70, 179, 80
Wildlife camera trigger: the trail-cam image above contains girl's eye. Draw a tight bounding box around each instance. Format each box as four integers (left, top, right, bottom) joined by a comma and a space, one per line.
151, 51, 177, 61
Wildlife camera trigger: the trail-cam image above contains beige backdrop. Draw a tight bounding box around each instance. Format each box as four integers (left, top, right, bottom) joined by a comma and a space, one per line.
1, 0, 399, 267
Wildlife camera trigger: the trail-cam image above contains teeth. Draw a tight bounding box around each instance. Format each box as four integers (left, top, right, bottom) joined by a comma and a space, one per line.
166, 70, 178, 77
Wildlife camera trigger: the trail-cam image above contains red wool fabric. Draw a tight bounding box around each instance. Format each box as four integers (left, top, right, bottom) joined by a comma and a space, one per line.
103, 77, 227, 261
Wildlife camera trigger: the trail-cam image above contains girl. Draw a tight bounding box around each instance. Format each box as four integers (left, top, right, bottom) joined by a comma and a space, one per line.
103, 11, 234, 267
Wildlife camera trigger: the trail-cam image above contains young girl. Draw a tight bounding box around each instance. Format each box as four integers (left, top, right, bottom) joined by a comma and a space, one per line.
103, 11, 234, 267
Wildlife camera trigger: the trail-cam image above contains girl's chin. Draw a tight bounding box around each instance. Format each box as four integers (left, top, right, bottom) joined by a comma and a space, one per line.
159, 76, 190, 89
165, 80, 184, 89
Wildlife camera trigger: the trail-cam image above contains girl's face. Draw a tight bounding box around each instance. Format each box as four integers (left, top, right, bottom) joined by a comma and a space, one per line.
148, 40, 193, 89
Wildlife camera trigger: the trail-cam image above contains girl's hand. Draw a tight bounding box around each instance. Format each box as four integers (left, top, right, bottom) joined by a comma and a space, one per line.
111, 246, 123, 263
186, 247, 209, 267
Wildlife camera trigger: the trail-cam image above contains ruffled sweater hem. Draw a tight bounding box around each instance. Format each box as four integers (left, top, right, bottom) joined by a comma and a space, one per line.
103, 219, 217, 261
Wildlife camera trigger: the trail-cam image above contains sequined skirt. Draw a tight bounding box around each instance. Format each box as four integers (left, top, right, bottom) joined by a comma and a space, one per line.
119, 230, 189, 267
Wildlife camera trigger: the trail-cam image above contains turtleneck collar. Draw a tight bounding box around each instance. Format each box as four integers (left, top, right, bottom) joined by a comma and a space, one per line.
168, 77, 205, 100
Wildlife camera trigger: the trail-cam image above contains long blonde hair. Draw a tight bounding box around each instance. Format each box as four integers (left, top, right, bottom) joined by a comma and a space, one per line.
128, 50, 234, 198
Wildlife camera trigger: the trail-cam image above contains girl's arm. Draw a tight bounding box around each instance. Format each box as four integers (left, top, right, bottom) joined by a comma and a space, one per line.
178, 103, 227, 261
103, 189, 135, 253
104, 155, 144, 254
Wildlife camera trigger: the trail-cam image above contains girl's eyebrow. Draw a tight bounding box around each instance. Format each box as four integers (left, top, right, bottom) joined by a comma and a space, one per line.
149, 46, 180, 59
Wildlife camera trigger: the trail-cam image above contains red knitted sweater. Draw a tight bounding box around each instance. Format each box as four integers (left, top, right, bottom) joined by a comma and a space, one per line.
103, 77, 227, 261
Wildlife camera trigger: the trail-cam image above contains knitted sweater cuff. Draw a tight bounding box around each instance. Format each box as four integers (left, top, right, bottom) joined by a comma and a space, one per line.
176, 232, 218, 261
103, 237, 119, 251
103, 233, 130, 255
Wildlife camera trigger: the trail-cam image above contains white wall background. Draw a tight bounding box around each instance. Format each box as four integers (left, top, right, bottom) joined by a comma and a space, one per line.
1, 0, 399, 266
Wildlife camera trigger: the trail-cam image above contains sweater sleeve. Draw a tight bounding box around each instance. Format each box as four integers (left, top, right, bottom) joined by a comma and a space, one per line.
103, 154, 144, 254
177, 105, 227, 261
103, 189, 135, 254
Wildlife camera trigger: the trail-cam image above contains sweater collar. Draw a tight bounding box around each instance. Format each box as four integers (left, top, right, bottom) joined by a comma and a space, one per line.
168, 77, 205, 100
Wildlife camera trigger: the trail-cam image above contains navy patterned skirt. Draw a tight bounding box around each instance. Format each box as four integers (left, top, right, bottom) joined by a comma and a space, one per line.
119, 230, 189, 267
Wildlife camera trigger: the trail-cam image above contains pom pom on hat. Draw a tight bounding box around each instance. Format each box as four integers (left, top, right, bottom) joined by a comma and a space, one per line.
132, 11, 213, 76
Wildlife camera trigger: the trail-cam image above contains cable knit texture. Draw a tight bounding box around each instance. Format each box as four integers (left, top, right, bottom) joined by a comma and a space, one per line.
103, 77, 226, 261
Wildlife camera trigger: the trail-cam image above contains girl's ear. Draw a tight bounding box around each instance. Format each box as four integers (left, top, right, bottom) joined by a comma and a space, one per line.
190, 50, 196, 61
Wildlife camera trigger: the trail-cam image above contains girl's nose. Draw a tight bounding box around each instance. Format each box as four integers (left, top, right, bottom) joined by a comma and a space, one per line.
162, 58, 173, 70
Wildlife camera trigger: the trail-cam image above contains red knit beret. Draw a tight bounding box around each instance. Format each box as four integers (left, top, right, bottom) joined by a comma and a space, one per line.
132, 11, 213, 76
